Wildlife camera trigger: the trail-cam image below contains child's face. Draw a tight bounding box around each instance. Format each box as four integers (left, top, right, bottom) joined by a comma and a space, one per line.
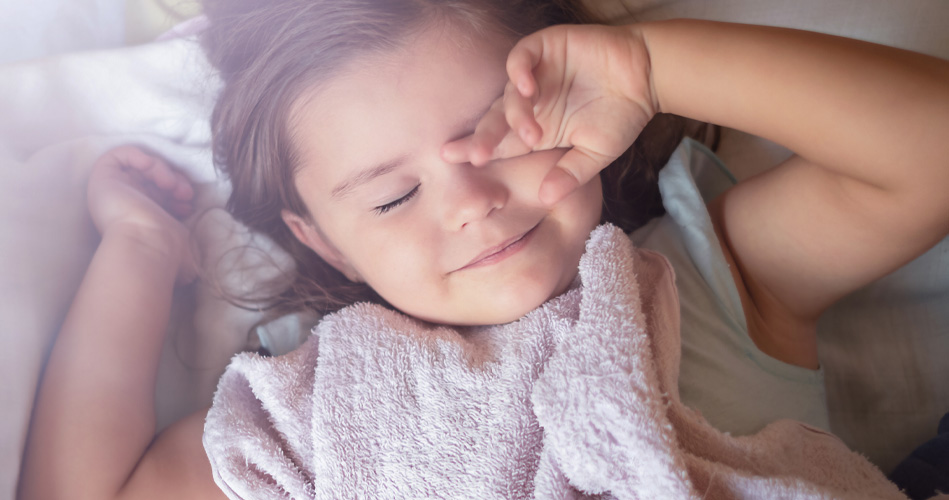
286, 26, 603, 325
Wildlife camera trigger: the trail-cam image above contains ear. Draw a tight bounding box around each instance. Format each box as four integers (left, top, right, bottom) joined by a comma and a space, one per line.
281, 210, 363, 283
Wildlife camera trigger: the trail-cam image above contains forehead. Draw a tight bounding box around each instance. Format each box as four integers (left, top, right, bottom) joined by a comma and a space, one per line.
289, 26, 513, 194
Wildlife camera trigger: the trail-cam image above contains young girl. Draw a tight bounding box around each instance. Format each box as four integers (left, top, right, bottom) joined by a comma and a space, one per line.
19, 0, 949, 498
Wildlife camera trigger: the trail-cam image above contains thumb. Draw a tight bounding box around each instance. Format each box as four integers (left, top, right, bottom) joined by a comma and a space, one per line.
538, 147, 610, 205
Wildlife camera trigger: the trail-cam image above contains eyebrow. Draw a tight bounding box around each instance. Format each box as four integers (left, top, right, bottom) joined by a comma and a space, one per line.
329, 99, 496, 201
331, 155, 407, 200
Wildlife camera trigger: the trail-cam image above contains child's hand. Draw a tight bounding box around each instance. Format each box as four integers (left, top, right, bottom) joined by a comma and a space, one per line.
86, 146, 197, 284
442, 24, 657, 205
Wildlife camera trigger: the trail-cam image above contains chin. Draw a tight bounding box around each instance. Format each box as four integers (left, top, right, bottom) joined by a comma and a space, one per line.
483, 274, 575, 325
424, 286, 553, 327
397, 280, 572, 326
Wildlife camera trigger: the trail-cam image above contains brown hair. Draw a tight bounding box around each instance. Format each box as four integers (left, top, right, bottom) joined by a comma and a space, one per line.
200, 0, 715, 321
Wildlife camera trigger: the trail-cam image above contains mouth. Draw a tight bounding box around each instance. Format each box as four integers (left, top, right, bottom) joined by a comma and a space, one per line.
454, 221, 541, 273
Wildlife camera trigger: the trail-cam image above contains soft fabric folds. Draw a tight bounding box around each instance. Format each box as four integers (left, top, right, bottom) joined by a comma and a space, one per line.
204, 224, 903, 499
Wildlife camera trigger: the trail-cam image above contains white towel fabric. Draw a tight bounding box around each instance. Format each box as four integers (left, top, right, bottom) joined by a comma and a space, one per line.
204, 224, 905, 499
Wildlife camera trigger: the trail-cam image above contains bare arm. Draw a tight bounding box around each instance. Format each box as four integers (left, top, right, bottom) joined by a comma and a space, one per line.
445, 20, 949, 368
19, 147, 224, 500
643, 20, 949, 365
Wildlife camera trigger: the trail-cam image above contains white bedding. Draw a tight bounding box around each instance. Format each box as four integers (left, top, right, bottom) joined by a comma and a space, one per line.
0, 6, 245, 495
1, 1, 947, 498
0, 0, 124, 66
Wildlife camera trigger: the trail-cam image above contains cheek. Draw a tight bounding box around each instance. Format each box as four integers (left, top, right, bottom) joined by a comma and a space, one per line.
347, 230, 438, 295
583, 175, 605, 215
562, 174, 604, 228
554, 175, 604, 268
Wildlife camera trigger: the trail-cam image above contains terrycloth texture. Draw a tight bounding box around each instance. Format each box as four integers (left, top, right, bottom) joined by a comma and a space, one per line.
204, 224, 904, 499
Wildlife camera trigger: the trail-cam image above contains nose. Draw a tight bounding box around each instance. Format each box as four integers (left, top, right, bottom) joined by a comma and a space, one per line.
439, 164, 508, 231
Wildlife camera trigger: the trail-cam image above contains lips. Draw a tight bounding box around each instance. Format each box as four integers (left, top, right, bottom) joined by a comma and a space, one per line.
454, 222, 540, 272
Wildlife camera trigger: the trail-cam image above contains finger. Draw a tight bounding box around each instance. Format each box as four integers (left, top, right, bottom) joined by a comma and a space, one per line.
502, 81, 541, 147
468, 100, 514, 166
442, 129, 531, 166
141, 180, 170, 207
131, 165, 188, 213
538, 148, 607, 206
140, 179, 193, 221
167, 199, 194, 219
104, 145, 154, 167
91, 146, 151, 183
125, 152, 194, 203
137, 158, 182, 195
169, 170, 195, 201
441, 136, 474, 164
491, 130, 533, 161
102, 146, 185, 195
507, 34, 544, 98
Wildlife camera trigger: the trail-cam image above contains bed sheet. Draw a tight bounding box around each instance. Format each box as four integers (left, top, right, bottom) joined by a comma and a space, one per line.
0, 13, 269, 497
1, 1, 947, 498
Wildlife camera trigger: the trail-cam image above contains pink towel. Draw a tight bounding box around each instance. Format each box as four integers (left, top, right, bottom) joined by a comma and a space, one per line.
204, 224, 905, 499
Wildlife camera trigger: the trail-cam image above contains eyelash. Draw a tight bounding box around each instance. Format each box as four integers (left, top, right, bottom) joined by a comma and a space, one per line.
373, 184, 420, 215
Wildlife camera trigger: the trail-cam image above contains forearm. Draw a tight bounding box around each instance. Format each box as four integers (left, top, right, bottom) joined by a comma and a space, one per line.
21, 229, 179, 500
641, 19, 949, 201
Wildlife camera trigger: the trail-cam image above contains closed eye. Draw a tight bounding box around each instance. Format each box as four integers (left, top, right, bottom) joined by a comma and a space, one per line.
373, 184, 420, 215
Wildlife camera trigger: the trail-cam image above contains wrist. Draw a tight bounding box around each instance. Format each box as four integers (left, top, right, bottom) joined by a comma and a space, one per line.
618, 23, 659, 118
634, 21, 667, 116
100, 223, 187, 271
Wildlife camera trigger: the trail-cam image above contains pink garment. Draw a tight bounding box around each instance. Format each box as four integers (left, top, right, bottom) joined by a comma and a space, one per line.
203, 224, 905, 499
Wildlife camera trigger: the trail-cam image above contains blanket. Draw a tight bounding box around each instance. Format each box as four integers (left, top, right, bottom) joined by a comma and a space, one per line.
204, 224, 904, 499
